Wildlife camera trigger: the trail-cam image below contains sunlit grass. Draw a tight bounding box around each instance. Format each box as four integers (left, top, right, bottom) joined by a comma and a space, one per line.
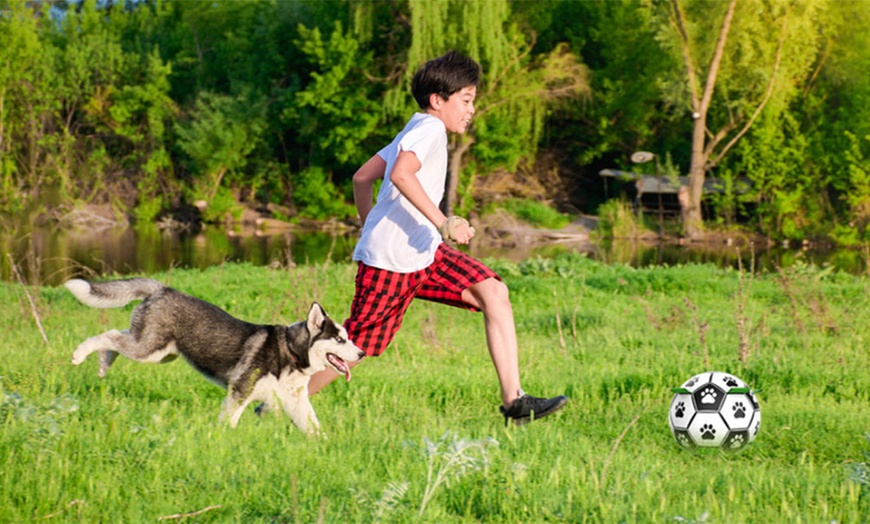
1, 257, 868, 522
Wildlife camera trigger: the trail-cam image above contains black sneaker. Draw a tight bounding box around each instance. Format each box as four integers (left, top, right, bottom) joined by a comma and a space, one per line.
500, 393, 569, 426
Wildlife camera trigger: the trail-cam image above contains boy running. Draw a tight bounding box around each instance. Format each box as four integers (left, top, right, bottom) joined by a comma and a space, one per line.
308, 50, 568, 425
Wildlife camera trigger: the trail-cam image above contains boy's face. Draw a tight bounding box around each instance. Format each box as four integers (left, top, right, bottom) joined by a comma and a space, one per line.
429, 86, 476, 134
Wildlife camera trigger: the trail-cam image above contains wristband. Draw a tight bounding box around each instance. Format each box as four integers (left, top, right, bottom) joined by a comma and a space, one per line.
439, 216, 469, 241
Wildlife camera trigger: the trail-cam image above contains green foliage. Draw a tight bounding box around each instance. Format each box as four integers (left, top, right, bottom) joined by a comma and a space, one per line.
596, 198, 650, 240
293, 166, 355, 220
406, 0, 588, 176
484, 197, 570, 229
518, 0, 686, 168
175, 90, 267, 218
289, 22, 382, 171
735, 112, 821, 240
0, 0, 868, 245
831, 132, 870, 245
412, 431, 497, 516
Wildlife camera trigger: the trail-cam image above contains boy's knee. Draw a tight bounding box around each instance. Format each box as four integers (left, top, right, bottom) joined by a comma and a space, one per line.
474, 278, 510, 304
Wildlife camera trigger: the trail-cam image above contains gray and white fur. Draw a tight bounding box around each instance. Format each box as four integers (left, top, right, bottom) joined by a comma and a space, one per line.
65, 278, 364, 434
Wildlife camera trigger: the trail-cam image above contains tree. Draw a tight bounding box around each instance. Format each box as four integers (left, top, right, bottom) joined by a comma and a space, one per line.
654, 0, 828, 238
175, 90, 267, 221
289, 22, 382, 171
803, 0, 870, 243
404, 0, 589, 215
0, 0, 49, 208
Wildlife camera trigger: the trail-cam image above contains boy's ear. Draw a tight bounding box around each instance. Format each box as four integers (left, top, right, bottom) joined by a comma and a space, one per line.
428, 92, 444, 109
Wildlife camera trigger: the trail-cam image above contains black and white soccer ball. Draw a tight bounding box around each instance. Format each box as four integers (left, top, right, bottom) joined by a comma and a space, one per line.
669, 371, 761, 450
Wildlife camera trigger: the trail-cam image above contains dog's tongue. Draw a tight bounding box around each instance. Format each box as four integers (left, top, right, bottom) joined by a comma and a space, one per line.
327, 353, 351, 382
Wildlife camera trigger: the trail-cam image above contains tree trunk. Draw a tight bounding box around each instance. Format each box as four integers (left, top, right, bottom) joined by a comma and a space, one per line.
673, 0, 736, 239
683, 115, 708, 238
444, 135, 474, 216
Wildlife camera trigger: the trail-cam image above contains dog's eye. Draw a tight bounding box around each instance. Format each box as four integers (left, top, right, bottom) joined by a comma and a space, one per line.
335, 336, 346, 344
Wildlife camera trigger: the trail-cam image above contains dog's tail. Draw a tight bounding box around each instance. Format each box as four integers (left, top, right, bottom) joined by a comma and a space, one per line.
65, 278, 166, 309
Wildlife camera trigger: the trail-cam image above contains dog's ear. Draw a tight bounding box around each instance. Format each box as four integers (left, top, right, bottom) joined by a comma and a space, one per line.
306, 302, 327, 333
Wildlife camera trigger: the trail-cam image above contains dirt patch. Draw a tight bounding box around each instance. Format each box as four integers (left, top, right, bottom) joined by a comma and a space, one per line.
472, 209, 593, 251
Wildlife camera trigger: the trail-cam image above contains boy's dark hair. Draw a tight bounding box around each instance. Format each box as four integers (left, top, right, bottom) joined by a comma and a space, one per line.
411, 50, 481, 110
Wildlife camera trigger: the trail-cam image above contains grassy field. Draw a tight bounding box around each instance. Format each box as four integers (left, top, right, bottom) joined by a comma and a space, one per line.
1, 255, 868, 523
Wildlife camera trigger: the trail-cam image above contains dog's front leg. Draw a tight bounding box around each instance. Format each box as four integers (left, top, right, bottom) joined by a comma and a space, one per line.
291, 396, 320, 436
276, 378, 320, 435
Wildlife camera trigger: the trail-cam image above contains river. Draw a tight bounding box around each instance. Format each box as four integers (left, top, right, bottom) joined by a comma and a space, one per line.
2, 223, 867, 286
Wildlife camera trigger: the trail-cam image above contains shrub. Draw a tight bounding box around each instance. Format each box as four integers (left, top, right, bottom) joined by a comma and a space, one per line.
485, 198, 570, 229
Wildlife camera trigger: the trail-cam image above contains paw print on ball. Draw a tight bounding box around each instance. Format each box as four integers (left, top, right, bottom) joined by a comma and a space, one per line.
728, 434, 746, 449
674, 401, 686, 418
700, 423, 717, 440
700, 387, 718, 404
676, 433, 693, 449
732, 401, 746, 418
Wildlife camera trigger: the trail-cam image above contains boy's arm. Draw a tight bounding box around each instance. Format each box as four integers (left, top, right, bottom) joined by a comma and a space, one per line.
390, 150, 474, 244
353, 154, 387, 226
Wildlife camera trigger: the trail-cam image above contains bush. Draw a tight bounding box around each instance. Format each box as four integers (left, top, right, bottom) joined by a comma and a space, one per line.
293, 166, 356, 220
596, 198, 649, 239
485, 198, 570, 229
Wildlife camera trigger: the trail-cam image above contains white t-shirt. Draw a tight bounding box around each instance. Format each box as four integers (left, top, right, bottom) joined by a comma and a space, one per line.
352, 113, 447, 273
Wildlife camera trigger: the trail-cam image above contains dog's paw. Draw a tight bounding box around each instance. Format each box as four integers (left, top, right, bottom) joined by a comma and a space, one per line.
71, 349, 88, 366
97, 351, 117, 378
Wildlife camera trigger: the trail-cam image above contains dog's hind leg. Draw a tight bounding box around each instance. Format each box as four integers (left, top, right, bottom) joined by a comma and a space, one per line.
72, 330, 125, 369
98, 351, 119, 378
72, 329, 178, 377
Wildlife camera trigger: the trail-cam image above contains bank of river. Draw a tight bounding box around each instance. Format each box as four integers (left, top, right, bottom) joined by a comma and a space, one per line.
2, 217, 866, 286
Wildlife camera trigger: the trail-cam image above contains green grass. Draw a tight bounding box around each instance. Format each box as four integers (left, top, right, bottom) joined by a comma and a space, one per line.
483, 198, 572, 229
2, 256, 869, 522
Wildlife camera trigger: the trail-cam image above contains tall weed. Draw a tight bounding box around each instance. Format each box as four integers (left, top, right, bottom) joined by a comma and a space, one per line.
596, 198, 650, 239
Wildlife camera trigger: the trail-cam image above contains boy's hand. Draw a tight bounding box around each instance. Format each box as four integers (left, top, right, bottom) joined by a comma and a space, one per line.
439, 216, 476, 244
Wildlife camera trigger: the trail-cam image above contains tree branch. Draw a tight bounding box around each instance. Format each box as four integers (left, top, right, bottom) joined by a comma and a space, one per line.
705, 120, 737, 157
708, 9, 789, 170
158, 505, 222, 521
489, 32, 537, 93
699, 0, 737, 115
670, 0, 701, 110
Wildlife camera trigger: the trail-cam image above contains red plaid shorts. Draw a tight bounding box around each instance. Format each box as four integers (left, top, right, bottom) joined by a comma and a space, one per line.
344, 243, 500, 357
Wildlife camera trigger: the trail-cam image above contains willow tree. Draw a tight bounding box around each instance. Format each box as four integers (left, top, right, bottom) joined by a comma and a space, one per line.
396, 0, 589, 215
653, 0, 828, 238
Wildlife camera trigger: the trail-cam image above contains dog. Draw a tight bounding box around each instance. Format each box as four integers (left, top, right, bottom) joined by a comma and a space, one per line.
65, 278, 364, 434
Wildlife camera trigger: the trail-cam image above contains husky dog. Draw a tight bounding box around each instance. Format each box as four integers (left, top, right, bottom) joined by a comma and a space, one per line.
65, 278, 364, 434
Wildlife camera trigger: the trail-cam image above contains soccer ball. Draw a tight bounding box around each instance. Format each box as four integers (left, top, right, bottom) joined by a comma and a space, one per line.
669, 371, 761, 450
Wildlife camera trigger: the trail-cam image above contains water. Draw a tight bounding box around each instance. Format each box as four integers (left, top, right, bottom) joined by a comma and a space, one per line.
2, 223, 577, 286
2, 223, 867, 286
1, 225, 360, 286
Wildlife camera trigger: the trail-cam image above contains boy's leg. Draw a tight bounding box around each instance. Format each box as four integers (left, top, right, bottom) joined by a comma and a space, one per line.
309, 263, 421, 396
308, 359, 362, 395
421, 245, 568, 423
460, 278, 522, 408
416, 245, 522, 407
